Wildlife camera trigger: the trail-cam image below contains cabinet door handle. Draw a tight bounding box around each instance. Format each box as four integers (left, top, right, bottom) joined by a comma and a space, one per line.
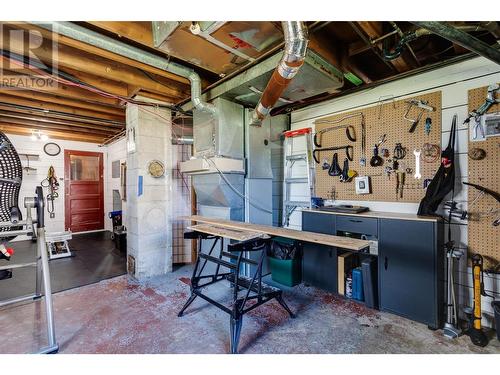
349, 219, 363, 223
384, 256, 388, 270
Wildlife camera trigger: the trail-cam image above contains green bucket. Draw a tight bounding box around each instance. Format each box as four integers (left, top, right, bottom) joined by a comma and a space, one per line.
269, 257, 302, 287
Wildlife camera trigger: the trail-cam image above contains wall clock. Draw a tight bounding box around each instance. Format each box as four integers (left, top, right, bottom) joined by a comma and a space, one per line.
147, 160, 165, 178
43, 142, 61, 156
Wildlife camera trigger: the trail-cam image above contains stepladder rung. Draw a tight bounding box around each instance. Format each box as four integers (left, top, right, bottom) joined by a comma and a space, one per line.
284, 177, 308, 183
282, 128, 315, 227
286, 153, 307, 161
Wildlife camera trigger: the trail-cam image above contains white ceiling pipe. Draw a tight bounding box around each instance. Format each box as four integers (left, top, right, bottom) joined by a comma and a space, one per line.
32, 21, 217, 116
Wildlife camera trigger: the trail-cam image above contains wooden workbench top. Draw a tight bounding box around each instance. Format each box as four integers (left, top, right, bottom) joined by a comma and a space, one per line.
183, 215, 371, 251
187, 224, 269, 242
303, 208, 442, 222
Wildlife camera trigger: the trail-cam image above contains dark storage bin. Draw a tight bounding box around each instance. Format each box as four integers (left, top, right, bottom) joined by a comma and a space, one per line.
494, 301, 500, 341
361, 257, 378, 309
352, 267, 364, 301
113, 228, 127, 253
269, 257, 302, 287
268, 237, 302, 287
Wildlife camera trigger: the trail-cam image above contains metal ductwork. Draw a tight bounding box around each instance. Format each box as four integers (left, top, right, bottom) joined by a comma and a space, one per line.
250, 21, 308, 126
32, 21, 217, 116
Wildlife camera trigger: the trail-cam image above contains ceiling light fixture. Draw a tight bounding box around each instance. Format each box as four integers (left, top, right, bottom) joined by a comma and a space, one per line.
30, 129, 49, 142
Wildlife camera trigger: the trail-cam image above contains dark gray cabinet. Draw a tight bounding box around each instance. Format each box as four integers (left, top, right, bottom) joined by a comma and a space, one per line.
379, 219, 444, 328
302, 211, 335, 234
302, 210, 444, 329
302, 244, 337, 292
302, 212, 337, 292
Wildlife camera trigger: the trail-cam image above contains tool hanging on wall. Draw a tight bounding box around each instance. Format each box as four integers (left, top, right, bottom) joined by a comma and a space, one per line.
422, 143, 440, 163
393, 143, 406, 160
472, 117, 485, 140
41, 166, 59, 219
370, 134, 386, 167
313, 124, 356, 147
468, 147, 486, 161
396, 171, 405, 199
404, 99, 434, 133
392, 143, 406, 170
466, 254, 490, 347
370, 145, 383, 167
314, 113, 360, 147
413, 149, 421, 179
321, 158, 330, 170
313, 145, 353, 164
464, 84, 499, 125
424, 117, 432, 136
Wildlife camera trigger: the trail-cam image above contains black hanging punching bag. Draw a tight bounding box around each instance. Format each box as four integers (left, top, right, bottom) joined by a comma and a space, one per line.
417, 115, 457, 216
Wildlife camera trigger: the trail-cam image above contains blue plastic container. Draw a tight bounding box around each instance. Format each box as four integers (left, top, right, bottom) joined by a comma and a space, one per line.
352, 267, 364, 302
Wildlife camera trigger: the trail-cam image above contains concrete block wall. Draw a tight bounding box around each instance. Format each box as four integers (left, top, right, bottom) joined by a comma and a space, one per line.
5, 133, 105, 240
288, 56, 500, 326
125, 102, 173, 280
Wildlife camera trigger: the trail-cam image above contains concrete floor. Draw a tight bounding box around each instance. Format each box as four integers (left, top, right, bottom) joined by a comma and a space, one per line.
1, 264, 499, 354
0, 231, 126, 301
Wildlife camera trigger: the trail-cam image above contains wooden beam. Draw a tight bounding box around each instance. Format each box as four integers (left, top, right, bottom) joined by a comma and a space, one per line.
87, 22, 154, 48
17, 22, 191, 86
0, 106, 124, 128
133, 90, 175, 104
0, 89, 125, 116
0, 119, 116, 137
1, 24, 190, 100
0, 93, 125, 121
0, 112, 121, 131
1, 67, 123, 106
58, 67, 129, 97
0, 124, 107, 143
0, 116, 119, 135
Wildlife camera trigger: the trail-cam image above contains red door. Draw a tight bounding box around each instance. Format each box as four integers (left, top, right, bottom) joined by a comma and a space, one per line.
64, 150, 104, 232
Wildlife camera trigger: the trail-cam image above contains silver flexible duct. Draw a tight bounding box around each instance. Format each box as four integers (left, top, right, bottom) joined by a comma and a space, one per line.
32, 22, 217, 115
250, 21, 308, 125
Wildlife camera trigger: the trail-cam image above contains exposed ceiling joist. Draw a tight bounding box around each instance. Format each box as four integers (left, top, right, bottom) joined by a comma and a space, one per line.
11, 22, 192, 86
0, 112, 122, 132
0, 123, 107, 143
0, 89, 124, 116
0, 25, 190, 100
0, 105, 124, 128
0, 93, 125, 121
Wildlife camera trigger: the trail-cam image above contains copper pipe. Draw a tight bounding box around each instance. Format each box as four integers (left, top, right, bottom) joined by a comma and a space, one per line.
250, 21, 308, 126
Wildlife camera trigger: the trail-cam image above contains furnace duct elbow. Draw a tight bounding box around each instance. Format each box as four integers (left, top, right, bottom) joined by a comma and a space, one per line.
250, 21, 308, 126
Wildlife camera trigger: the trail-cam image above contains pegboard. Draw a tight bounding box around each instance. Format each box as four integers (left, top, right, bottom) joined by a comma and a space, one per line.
467, 85, 500, 269
314, 91, 442, 202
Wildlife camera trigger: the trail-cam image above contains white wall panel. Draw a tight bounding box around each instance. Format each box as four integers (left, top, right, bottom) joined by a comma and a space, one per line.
289, 57, 500, 326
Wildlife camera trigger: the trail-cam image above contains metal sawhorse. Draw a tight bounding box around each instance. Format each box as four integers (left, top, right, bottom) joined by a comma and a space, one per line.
178, 229, 295, 354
